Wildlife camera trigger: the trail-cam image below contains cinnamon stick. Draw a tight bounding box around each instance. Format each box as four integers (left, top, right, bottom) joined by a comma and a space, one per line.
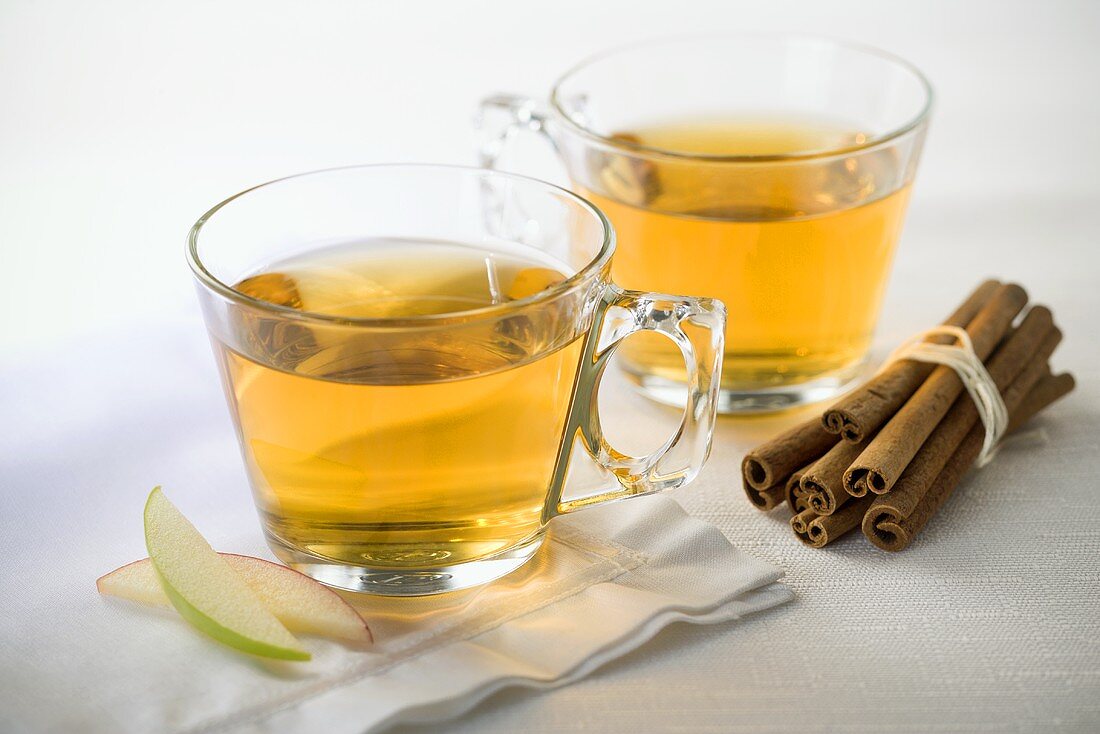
860, 312, 1059, 550
844, 283, 1029, 497
800, 437, 871, 516
790, 508, 816, 538
742, 417, 836, 491
743, 477, 786, 511
822, 279, 1002, 443
1007, 371, 1075, 433
785, 464, 814, 513
863, 358, 1074, 552
793, 495, 875, 548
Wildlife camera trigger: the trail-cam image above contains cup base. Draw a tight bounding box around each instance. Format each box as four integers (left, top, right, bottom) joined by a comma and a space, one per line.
265, 531, 545, 596
625, 358, 869, 414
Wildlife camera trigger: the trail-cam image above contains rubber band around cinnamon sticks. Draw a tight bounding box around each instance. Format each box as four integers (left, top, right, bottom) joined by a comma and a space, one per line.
822, 279, 1002, 443
844, 283, 1029, 497
882, 325, 1010, 467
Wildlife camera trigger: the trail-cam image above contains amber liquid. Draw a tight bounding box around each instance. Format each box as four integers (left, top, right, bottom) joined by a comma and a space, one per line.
217, 240, 580, 568
580, 117, 911, 391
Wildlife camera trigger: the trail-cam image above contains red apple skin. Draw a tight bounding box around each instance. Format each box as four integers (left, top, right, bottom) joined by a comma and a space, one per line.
219, 553, 373, 645
97, 553, 372, 645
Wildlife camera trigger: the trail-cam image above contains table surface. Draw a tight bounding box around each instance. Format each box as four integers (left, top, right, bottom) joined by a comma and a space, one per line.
3, 1, 1099, 732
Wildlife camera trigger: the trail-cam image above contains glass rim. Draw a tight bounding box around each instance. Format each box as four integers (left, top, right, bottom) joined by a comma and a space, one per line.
548, 32, 935, 164
186, 163, 616, 328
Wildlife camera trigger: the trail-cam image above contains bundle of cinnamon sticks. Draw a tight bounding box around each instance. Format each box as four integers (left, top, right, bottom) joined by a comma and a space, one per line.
742, 280, 1075, 551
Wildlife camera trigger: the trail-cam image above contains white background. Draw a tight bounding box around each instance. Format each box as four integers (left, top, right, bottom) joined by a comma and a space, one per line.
1, 0, 1098, 359
2, 1, 1099, 732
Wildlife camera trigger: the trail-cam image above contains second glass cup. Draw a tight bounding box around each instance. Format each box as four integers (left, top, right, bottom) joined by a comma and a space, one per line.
479, 33, 932, 413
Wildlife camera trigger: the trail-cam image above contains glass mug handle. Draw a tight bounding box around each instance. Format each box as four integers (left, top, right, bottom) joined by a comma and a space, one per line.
476, 94, 726, 516
476, 93, 558, 171
547, 285, 726, 519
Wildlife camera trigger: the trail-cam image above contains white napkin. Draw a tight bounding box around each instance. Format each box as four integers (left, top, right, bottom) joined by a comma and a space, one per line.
0, 320, 792, 734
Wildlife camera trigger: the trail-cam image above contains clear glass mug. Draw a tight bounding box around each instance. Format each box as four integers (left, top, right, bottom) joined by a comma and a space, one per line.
478, 33, 932, 412
188, 164, 725, 596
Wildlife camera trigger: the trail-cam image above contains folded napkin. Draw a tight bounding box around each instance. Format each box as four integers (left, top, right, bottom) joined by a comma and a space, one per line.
0, 323, 792, 734
231, 496, 791, 734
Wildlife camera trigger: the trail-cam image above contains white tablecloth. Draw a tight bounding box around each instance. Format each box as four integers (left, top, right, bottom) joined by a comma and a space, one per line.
395, 206, 1100, 733
2, 1, 1098, 731
3, 202, 1096, 734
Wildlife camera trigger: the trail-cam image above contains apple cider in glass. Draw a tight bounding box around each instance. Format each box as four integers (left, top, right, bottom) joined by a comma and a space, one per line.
217, 240, 580, 569
580, 117, 910, 394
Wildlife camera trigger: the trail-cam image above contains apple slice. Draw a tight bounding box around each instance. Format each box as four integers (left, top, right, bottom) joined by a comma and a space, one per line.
97, 554, 372, 644
143, 487, 309, 661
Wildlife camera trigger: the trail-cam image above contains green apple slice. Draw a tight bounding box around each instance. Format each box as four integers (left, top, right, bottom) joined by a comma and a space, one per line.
143, 487, 310, 661
97, 553, 372, 644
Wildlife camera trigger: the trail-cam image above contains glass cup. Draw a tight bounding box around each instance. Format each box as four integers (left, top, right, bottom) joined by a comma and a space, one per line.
187, 164, 725, 596
478, 33, 932, 412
